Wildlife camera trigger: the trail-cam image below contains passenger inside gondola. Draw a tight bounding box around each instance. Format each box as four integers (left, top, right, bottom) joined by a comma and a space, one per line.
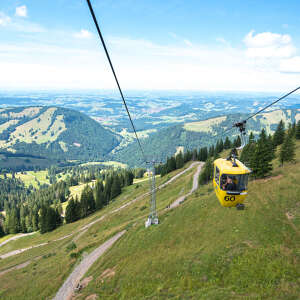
220, 174, 249, 191
221, 175, 236, 191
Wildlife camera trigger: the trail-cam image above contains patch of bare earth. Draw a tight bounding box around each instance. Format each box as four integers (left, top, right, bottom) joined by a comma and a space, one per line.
0, 256, 42, 277
85, 294, 98, 300
256, 174, 283, 183
97, 267, 116, 283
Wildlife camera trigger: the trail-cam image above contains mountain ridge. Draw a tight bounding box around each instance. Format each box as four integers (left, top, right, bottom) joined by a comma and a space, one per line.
0, 106, 120, 162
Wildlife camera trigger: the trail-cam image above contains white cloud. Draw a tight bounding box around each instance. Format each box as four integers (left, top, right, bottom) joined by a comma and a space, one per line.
0, 12, 11, 26
73, 29, 92, 39
0, 31, 299, 92
15, 5, 27, 18
280, 56, 300, 73
244, 30, 296, 58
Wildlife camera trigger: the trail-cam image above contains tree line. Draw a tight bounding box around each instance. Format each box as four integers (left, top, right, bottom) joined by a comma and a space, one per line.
0, 167, 136, 236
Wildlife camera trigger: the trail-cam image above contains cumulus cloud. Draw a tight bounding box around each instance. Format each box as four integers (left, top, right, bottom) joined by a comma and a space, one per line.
244, 30, 296, 58
15, 5, 27, 17
0, 12, 11, 26
73, 29, 92, 39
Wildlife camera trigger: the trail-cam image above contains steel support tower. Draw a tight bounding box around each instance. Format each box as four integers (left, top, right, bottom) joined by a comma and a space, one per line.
145, 161, 159, 227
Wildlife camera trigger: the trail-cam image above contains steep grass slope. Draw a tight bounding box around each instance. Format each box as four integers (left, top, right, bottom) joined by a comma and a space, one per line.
0, 164, 195, 299
0, 142, 300, 299
77, 143, 300, 299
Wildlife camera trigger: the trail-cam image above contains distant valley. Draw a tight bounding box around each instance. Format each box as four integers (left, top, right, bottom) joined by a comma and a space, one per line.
0, 91, 299, 168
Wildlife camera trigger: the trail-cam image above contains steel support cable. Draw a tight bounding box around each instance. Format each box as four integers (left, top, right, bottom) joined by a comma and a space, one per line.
214, 86, 300, 141
85, 0, 147, 163
245, 86, 300, 122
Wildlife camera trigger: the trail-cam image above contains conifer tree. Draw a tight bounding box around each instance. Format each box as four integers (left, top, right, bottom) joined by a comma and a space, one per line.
199, 158, 213, 184
95, 180, 105, 210
267, 134, 276, 159
184, 150, 192, 162
111, 175, 121, 200
80, 185, 95, 217
65, 198, 76, 223
273, 120, 285, 146
291, 122, 296, 137
74, 197, 81, 221
39, 205, 48, 234
224, 137, 231, 149
0, 223, 4, 237
104, 176, 112, 205
175, 151, 184, 169
208, 145, 215, 157
202, 147, 208, 161
32, 209, 39, 231
279, 128, 296, 166
192, 149, 197, 161
296, 120, 300, 140
248, 132, 255, 143
233, 136, 241, 148
251, 129, 273, 178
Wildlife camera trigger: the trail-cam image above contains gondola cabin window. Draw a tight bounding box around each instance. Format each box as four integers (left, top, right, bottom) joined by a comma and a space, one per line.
215, 166, 220, 185
221, 174, 249, 191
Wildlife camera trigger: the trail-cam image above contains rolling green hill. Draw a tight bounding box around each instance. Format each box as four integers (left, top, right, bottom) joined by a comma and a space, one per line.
0, 106, 119, 163
0, 141, 299, 299
112, 108, 300, 166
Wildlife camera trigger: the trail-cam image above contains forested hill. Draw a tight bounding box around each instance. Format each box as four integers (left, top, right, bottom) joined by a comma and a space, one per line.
112, 108, 300, 166
0, 106, 119, 161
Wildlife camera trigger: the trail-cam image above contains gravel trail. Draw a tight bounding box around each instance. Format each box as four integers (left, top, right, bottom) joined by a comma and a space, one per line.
53, 230, 126, 300
0, 232, 36, 248
0, 162, 201, 259
168, 162, 203, 209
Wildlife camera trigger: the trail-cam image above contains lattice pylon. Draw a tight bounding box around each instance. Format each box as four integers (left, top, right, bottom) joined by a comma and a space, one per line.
145, 162, 159, 227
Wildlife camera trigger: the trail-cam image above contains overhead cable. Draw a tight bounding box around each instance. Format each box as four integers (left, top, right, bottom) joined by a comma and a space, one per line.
85, 0, 147, 163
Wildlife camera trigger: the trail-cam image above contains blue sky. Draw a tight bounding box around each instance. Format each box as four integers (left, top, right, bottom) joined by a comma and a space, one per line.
0, 0, 300, 92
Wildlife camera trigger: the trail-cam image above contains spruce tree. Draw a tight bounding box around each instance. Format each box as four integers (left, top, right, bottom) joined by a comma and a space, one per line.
202, 147, 208, 161
233, 136, 241, 148
267, 134, 276, 159
209, 145, 215, 157
279, 129, 296, 166
199, 158, 213, 184
39, 205, 48, 234
251, 129, 273, 178
248, 132, 255, 143
175, 151, 184, 169
111, 175, 121, 200
65, 198, 75, 223
95, 180, 104, 210
296, 120, 300, 140
0, 223, 4, 237
273, 120, 285, 146
224, 137, 231, 149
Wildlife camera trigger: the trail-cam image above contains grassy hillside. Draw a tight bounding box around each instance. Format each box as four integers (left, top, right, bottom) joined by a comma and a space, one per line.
0, 142, 299, 299
0, 164, 195, 299
113, 108, 300, 166
77, 142, 300, 299
0, 106, 119, 165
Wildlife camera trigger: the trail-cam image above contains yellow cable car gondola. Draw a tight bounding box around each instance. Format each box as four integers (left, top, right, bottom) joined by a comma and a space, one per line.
213, 121, 251, 210
213, 156, 251, 209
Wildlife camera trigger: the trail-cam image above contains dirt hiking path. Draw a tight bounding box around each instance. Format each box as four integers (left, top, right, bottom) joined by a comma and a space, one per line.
53, 230, 126, 300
